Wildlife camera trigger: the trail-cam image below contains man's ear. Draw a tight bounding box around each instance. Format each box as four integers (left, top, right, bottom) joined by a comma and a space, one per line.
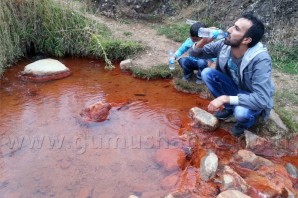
242, 37, 252, 45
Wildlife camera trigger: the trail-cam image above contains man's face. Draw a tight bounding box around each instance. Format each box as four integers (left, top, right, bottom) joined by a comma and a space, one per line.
224, 18, 253, 47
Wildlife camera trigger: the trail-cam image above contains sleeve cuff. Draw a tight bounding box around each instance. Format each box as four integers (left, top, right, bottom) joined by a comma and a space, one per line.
229, 96, 239, 105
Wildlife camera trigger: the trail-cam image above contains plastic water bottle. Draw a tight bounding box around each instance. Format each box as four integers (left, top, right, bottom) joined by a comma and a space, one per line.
198, 28, 228, 39
168, 50, 175, 70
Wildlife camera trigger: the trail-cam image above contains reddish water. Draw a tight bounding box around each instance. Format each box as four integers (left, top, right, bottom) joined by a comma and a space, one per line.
0, 58, 297, 197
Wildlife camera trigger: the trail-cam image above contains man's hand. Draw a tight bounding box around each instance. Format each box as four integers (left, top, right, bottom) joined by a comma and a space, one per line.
195, 38, 213, 48
208, 95, 230, 111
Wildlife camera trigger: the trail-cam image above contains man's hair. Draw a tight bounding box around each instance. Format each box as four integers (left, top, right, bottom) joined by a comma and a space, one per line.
241, 13, 265, 47
190, 22, 205, 37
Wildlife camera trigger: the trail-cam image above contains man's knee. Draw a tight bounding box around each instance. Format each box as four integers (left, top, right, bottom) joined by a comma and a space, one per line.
201, 67, 215, 81
234, 106, 251, 121
178, 57, 188, 67
197, 59, 208, 69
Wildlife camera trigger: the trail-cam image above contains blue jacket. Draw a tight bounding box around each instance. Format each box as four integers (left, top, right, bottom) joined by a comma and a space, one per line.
174, 38, 198, 61
189, 40, 275, 120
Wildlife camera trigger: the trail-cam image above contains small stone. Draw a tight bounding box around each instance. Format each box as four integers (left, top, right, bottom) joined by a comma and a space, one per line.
221, 166, 249, 192
120, 59, 133, 70
268, 110, 288, 131
128, 195, 138, 198
244, 130, 289, 156
286, 163, 298, 179
216, 190, 251, 198
189, 107, 219, 131
200, 150, 218, 181
163, 194, 175, 198
232, 149, 274, 169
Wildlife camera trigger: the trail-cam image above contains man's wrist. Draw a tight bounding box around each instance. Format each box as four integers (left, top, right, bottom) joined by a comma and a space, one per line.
221, 95, 230, 104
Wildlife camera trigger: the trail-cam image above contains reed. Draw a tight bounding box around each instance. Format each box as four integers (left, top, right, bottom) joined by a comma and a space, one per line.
0, 0, 143, 74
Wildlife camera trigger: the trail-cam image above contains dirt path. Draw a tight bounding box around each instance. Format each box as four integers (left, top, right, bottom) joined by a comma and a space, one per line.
85, 14, 181, 68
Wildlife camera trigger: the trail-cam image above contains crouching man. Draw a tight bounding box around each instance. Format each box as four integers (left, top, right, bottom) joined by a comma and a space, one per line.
189, 13, 274, 136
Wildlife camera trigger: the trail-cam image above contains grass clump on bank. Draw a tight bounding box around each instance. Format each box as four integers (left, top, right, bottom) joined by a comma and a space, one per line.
274, 90, 298, 134
129, 64, 172, 80
0, 0, 143, 74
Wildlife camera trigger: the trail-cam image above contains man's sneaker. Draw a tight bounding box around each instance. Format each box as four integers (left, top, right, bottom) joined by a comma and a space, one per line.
182, 73, 193, 81
214, 109, 233, 120
195, 79, 204, 84
231, 123, 245, 137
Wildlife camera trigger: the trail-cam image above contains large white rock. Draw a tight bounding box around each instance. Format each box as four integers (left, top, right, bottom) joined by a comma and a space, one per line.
189, 107, 219, 131
23, 58, 70, 76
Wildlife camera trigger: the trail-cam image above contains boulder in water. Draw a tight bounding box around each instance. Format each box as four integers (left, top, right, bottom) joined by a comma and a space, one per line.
80, 101, 112, 122
20, 58, 71, 82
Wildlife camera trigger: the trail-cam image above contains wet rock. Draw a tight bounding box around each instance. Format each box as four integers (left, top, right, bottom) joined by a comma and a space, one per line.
244, 168, 292, 197
78, 186, 94, 198
154, 148, 185, 172
268, 109, 288, 131
232, 149, 274, 170
120, 59, 132, 70
196, 180, 220, 197
160, 172, 180, 190
244, 130, 288, 157
286, 163, 298, 179
230, 150, 297, 197
189, 107, 219, 131
216, 190, 251, 198
200, 150, 218, 181
20, 58, 71, 82
80, 101, 112, 122
221, 166, 249, 193
163, 194, 175, 198
164, 190, 194, 198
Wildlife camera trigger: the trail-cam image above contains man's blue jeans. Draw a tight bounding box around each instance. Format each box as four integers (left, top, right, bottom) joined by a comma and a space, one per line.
178, 57, 208, 79
201, 68, 262, 128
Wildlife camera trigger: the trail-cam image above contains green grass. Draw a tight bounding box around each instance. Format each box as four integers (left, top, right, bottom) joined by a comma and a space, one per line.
155, 22, 190, 42
274, 90, 298, 133
171, 67, 208, 94
123, 32, 132, 37
154, 18, 222, 43
129, 64, 173, 80
270, 44, 298, 74
0, 0, 143, 73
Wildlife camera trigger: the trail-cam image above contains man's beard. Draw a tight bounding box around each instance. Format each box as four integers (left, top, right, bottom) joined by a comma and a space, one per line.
224, 36, 245, 48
